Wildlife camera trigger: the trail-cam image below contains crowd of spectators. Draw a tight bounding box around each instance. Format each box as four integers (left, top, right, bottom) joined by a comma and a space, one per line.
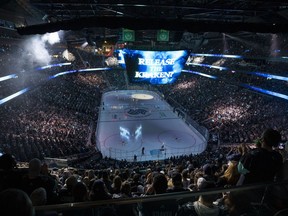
0, 71, 108, 161
157, 73, 288, 145
1, 45, 288, 163
1, 31, 288, 215
0, 134, 287, 216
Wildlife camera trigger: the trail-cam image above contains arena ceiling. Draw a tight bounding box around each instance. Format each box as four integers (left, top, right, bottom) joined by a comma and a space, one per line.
3, 1, 288, 44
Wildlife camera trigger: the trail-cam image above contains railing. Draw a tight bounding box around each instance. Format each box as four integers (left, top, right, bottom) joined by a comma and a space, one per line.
34, 180, 288, 216
107, 141, 207, 162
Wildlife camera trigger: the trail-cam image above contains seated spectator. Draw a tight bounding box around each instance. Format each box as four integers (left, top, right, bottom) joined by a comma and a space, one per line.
224, 190, 259, 216
139, 173, 179, 216
100, 170, 113, 193
110, 175, 122, 195
177, 180, 225, 216
73, 181, 89, 202
216, 160, 240, 187
30, 187, 58, 216
167, 171, 189, 193
113, 181, 137, 216
143, 170, 154, 195
62, 182, 93, 216
181, 169, 191, 190
130, 173, 144, 194
0, 188, 35, 216
58, 175, 78, 203
30, 187, 47, 206
113, 180, 132, 199
89, 179, 112, 201
202, 164, 217, 182
260, 182, 288, 215
89, 180, 114, 216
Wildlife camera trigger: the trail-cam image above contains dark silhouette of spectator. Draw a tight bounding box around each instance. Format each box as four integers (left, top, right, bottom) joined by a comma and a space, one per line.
113, 180, 132, 198
237, 128, 283, 185
167, 171, 189, 193
130, 173, 144, 194
226, 144, 249, 163
101, 169, 113, 193
139, 173, 179, 216
0, 153, 21, 191
0, 188, 35, 216
110, 175, 122, 194
58, 175, 78, 203
236, 128, 284, 203
202, 164, 217, 182
113, 181, 137, 216
143, 170, 153, 194
73, 181, 88, 202
260, 183, 288, 216
259, 150, 288, 216
20, 158, 57, 204
182, 169, 191, 190
30, 187, 47, 206
0, 153, 17, 170
89, 180, 114, 216
30, 187, 58, 216
224, 190, 259, 216
62, 182, 93, 216
89, 179, 112, 201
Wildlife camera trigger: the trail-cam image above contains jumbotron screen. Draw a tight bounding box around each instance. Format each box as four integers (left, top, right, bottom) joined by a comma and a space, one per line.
121, 49, 190, 84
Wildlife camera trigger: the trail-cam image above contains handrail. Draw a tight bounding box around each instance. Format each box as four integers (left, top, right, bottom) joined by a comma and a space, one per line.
35, 180, 288, 212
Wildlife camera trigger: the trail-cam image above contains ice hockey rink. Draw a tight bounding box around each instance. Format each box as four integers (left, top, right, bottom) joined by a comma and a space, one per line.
96, 90, 208, 162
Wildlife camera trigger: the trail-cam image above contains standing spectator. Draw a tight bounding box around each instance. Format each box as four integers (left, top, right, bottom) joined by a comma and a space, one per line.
0, 153, 21, 191
237, 128, 284, 203
20, 158, 57, 204
237, 128, 283, 185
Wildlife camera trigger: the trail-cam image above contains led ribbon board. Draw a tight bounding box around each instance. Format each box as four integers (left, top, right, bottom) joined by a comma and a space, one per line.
123, 49, 190, 84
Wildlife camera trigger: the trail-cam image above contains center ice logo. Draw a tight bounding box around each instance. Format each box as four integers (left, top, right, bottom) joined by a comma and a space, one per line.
126, 108, 151, 117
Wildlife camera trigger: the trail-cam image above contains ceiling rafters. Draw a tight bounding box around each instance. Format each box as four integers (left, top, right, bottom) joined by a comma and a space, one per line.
14, 0, 288, 41
29, 0, 288, 24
